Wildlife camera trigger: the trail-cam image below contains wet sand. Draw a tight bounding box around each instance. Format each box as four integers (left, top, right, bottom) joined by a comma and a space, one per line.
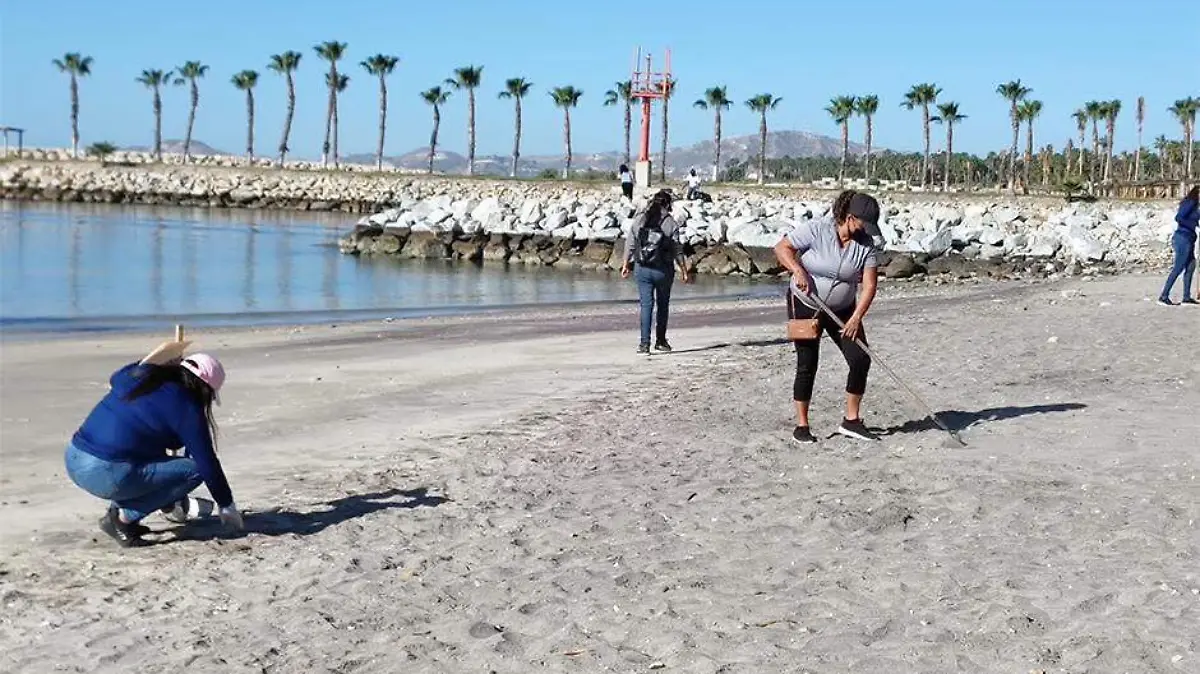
1, 272, 1196, 673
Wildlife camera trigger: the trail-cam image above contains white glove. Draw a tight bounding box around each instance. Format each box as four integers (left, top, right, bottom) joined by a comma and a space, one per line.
218, 503, 244, 531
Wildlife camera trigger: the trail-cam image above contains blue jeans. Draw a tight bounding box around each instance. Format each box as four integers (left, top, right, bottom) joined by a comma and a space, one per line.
1161, 231, 1197, 301
635, 264, 674, 345
64, 443, 203, 522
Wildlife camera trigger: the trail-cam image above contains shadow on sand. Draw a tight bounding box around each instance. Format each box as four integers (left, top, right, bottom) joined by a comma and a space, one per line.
166, 486, 449, 543
666, 338, 791, 355
881, 403, 1088, 436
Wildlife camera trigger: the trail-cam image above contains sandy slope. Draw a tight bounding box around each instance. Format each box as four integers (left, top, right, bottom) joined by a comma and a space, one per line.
0, 273, 1196, 673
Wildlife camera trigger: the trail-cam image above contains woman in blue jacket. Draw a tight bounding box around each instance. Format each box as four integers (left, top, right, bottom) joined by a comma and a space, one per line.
1160, 185, 1199, 306
65, 353, 241, 547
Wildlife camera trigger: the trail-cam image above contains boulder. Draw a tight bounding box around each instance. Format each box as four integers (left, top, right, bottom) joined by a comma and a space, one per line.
400, 232, 448, 259
581, 241, 614, 265
918, 228, 954, 257
978, 226, 1005, 246
882, 254, 922, 279
1064, 225, 1106, 261
694, 248, 739, 275
450, 239, 484, 263
725, 245, 755, 275
482, 235, 511, 263
372, 234, 403, 255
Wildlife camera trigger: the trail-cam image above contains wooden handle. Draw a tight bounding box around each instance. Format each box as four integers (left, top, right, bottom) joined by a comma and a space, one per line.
174, 324, 184, 342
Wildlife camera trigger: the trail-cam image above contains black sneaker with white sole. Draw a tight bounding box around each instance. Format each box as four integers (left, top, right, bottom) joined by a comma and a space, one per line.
1182, 298, 1199, 306
791, 426, 817, 444
100, 507, 149, 547
837, 418, 880, 442
637, 343, 651, 354
654, 341, 673, 353
1157, 297, 1175, 306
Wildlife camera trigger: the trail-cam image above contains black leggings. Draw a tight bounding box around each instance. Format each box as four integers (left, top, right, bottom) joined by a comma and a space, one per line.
622, 183, 634, 199
788, 297, 871, 402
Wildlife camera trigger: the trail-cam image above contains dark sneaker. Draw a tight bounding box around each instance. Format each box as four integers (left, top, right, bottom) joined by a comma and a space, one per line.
1182, 298, 1199, 306
837, 418, 880, 442
654, 341, 673, 353
100, 508, 149, 548
637, 343, 651, 354
1157, 297, 1175, 306
791, 426, 817, 444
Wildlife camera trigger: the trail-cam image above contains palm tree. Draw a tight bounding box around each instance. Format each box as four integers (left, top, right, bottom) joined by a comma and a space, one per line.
1085, 100, 1104, 184
327, 73, 349, 166
603, 81, 635, 166
693, 86, 731, 181
1134, 96, 1145, 181
825, 96, 856, 185
932, 102, 966, 191
314, 41, 347, 168
361, 54, 400, 171
745, 94, 782, 185
231, 70, 258, 163
1169, 97, 1197, 179
136, 69, 174, 161
550, 86, 583, 179
52, 53, 93, 158
996, 80, 1032, 193
268, 51, 302, 166
854, 95, 879, 181
498, 78, 533, 178
1017, 99, 1043, 195
659, 77, 676, 182
420, 86, 451, 174
176, 61, 208, 162
901, 83, 940, 188
1064, 139, 1075, 182
1072, 109, 1088, 177
1154, 135, 1170, 179
1102, 100, 1122, 182
446, 65, 484, 176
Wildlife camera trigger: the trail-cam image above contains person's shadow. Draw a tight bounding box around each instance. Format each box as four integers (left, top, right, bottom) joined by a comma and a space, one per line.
880, 403, 1087, 436
162, 486, 450, 543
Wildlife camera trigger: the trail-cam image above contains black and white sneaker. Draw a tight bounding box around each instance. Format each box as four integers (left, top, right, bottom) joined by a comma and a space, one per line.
1182, 298, 1199, 306
791, 426, 817, 444
654, 341, 673, 353
100, 508, 149, 548
1157, 297, 1175, 307
637, 343, 651, 354
837, 418, 880, 442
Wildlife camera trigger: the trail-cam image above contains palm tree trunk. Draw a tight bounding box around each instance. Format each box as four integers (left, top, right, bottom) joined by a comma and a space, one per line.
1023, 120, 1033, 196
1090, 120, 1099, 184
758, 112, 767, 186
562, 109, 572, 180
428, 107, 440, 175
69, 75, 80, 159
712, 108, 722, 182
623, 100, 631, 166
1187, 120, 1195, 180
1077, 128, 1086, 177
279, 73, 295, 167
839, 121, 848, 185
1104, 119, 1115, 182
1009, 103, 1019, 194
321, 71, 334, 167
922, 105, 931, 188
332, 68, 340, 168
246, 89, 255, 163
944, 123, 953, 192
511, 98, 522, 178
1065, 139, 1073, 179
376, 76, 387, 171
184, 82, 198, 162
1134, 125, 1143, 182
152, 87, 162, 161
865, 115, 873, 182
659, 95, 669, 182
467, 90, 476, 176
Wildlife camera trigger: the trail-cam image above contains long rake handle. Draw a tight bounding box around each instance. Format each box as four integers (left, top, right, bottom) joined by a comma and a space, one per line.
799, 291, 966, 446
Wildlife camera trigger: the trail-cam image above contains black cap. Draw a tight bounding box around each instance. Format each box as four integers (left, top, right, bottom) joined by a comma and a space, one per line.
847, 192, 881, 237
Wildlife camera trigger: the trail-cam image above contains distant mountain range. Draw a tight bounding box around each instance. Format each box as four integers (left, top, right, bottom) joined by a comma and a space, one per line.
124, 130, 867, 177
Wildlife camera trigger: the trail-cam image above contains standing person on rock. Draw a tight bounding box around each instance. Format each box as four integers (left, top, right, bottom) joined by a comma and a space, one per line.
685, 168, 702, 200
618, 163, 634, 200
774, 190, 883, 443
64, 345, 243, 547
1159, 185, 1199, 306
622, 189, 691, 354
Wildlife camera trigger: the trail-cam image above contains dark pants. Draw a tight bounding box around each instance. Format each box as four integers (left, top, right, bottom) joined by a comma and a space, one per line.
636, 265, 674, 346
621, 183, 634, 199
788, 297, 871, 402
1161, 231, 1197, 300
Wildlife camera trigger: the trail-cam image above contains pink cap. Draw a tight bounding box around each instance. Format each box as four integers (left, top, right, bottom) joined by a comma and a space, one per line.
181, 353, 226, 404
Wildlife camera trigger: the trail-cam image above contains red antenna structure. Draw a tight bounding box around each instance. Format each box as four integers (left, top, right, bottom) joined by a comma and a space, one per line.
630, 47, 672, 188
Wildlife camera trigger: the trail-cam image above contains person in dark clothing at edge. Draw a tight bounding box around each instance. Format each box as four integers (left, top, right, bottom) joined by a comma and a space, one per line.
621, 189, 692, 354
1158, 185, 1199, 306
64, 352, 243, 547
774, 190, 883, 443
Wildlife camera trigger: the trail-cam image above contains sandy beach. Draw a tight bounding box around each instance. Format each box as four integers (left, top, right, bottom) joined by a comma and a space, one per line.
1, 272, 1197, 673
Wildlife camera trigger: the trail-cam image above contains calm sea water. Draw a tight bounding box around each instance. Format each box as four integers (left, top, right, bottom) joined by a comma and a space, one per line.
0, 201, 773, 333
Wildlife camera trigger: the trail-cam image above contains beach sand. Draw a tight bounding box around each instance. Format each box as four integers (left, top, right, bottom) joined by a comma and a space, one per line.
1, 272, 1197, 673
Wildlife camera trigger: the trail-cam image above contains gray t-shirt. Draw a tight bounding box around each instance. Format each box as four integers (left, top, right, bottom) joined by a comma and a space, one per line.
784, 216, 878, 311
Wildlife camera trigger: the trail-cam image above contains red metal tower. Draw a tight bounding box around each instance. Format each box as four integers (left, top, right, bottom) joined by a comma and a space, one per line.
630, 48, 672, 188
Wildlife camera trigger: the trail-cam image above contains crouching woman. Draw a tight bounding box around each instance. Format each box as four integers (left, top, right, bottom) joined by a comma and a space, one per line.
65, 354, 242, 547
774, 190, 882, 443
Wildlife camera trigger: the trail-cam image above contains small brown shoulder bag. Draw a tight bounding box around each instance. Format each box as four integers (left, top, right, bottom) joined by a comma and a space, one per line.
786, 291, 821, 341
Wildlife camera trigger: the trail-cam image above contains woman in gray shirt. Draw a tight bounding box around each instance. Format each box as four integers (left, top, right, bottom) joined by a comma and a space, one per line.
774, 190, 881, 443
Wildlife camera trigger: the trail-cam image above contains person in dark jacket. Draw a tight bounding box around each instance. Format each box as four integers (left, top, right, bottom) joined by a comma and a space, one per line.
65, 353, 241, 547
621, 190, 691, 353
1159, 185, 1199, 306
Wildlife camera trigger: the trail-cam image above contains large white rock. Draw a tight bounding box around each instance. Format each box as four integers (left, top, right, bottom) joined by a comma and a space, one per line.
951, 222, 985, 245
1064, 225, 1106, 261
543, 209, 569, 230
919, 228, 954, 257
1026, 235, 1060, 258
978, 226, 1006, 246
425, 208, 452, 226
519, 200, 542, 224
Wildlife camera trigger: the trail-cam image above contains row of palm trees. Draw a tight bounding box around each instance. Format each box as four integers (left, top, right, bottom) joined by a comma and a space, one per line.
52, 50, 1199, 189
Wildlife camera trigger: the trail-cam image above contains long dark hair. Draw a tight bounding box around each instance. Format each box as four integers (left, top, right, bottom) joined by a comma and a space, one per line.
126, 363, 218, 448
1185, 185, 1199, 203
644, 189, 673, 229
831, 189, 857, 224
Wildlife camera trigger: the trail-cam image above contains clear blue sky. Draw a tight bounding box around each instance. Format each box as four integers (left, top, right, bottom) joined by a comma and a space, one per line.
1, 0, 1195, 160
